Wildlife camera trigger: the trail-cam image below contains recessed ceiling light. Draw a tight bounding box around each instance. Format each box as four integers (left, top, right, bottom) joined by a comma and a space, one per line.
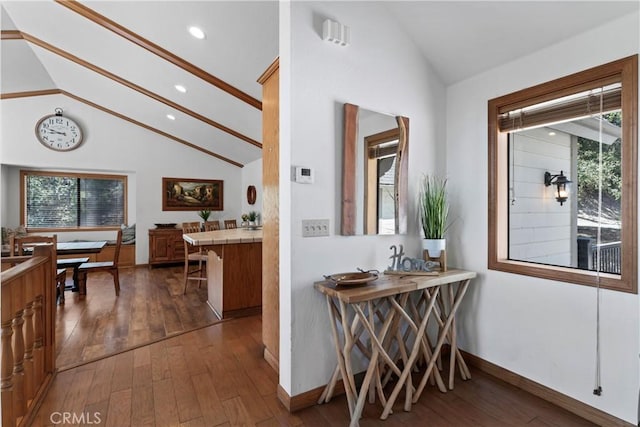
166, 114, 176, 120
188, 26, 205, 39
548, 131, 556, 136
174, 84, 187, 93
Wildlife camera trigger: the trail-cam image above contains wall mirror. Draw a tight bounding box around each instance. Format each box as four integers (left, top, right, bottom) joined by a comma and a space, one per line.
341, 103, 409, 235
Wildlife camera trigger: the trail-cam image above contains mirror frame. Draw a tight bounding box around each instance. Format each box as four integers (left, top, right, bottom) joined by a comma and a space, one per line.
341, 103, 409, 235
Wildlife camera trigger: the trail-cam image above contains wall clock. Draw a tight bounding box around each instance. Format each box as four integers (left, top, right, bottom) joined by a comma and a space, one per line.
35, 108, 84, 151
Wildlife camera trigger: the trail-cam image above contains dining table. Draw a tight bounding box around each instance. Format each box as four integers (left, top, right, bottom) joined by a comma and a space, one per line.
2, 240, 108, 291
1, 240, 108, 257
55, 241, 108, 255
55, 241, 108, 291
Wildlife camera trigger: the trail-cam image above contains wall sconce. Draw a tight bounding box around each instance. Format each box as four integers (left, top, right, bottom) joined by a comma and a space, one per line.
544, 170, 571, 205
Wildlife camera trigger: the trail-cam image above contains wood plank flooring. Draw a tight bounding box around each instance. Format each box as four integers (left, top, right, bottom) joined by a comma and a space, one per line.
55, 265, 220, 369
33, 313, 597, 426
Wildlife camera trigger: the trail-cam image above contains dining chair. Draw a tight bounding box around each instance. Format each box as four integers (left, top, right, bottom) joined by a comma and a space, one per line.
183, 221, 207, 294
76, 230, 122, 297
224, 219, 237, 229
203, 220, 221, 231
11, 234, 66, 303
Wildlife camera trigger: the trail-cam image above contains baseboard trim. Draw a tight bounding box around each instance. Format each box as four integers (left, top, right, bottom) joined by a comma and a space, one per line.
263, 347, 279, 373
278, 350, 634, 426
462, 350, 634, 427
277, 379, 349, 413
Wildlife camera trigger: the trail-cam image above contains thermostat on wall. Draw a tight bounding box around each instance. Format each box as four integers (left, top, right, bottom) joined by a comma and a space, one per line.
295, 166, 314, 184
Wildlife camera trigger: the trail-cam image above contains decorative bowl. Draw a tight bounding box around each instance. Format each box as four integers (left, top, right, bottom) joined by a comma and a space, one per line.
324, 270, 378, 286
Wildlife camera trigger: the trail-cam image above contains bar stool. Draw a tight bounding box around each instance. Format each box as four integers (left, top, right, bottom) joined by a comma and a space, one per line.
183, 222, 207, 294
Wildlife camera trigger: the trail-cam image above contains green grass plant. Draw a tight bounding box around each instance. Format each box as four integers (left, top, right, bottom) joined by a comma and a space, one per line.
419, 175, 449, 239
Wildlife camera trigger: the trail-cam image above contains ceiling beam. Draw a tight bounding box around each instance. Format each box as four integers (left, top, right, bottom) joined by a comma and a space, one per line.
55, 0, 262, 110
1, 88, 244, 168
0, 89, 60, 99
1, 30, 262, 149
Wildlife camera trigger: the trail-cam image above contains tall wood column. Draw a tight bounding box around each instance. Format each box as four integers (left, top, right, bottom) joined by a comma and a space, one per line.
258, 58, 279, 372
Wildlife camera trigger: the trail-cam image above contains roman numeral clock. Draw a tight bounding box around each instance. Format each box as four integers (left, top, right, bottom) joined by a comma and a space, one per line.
35, 108, 84, 151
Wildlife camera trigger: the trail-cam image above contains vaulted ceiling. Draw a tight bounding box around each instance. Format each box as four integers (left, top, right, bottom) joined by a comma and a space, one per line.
1, 0, 278, 167
385, 1, 639, 86
2, 1, 637, 168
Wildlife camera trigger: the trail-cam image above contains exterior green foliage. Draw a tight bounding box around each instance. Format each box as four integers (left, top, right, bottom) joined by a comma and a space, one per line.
26, 174, 124, 228
419, 175, 448, 239
577, 112, 622, 202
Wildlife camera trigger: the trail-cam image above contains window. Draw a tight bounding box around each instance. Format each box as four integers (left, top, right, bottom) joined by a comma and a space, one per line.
21, 170, 127, 231
488, 55, 637, 293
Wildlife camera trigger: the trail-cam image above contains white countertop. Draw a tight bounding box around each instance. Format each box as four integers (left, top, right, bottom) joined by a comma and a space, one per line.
183, 228, 263, 246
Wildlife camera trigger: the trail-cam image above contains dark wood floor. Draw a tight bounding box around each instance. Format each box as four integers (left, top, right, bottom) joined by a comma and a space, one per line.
55, 265, 220, 369
32, 266, 597, 427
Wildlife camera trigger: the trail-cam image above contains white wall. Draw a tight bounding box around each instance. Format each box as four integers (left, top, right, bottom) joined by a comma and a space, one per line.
1, 94, 244, 263
241, 158, 263, 223
446, 12, 639, 423
283, 1, 445, 395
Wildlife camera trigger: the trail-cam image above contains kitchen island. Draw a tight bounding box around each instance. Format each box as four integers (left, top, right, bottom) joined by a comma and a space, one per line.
183, 228, 262, 319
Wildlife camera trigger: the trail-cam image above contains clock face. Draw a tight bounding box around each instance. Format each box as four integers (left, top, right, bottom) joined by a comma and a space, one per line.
35, 114, 83, 151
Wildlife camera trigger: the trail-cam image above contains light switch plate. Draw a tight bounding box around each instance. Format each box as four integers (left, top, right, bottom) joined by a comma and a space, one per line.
302, 219, 330, 237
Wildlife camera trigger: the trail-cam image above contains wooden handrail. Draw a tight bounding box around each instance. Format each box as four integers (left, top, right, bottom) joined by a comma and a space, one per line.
1, 246, 57, 427
1, 256, 48, 280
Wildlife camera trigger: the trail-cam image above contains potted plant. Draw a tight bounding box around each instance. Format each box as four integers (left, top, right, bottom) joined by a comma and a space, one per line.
419, 174, 449, 257
198, 209, 211, 222
248, 211, 258, 226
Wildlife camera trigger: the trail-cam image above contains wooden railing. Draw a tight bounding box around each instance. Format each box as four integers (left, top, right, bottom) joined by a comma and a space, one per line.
1, 245, 56, 427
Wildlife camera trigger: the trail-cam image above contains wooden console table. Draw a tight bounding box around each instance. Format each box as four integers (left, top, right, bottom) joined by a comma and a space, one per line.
314, 269, 476, 426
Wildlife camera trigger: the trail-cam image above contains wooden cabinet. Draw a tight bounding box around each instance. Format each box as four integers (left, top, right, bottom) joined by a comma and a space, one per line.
206, 242, 262, 319
148, 228, 185, 266
258, 57, 279, 372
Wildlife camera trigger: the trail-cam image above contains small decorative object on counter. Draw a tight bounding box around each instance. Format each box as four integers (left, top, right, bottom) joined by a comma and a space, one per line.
384, 244, 439, 276
248, 211, 258, 224
198, 209, 211, 222
241, 211, 260, 229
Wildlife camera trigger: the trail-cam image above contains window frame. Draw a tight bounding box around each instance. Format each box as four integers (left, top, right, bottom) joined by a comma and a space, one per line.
20, 169, 128, 232
364, 128, 399, 234
488, 55, 638, 293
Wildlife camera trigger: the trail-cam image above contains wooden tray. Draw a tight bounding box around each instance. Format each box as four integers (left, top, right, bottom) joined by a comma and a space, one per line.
324, 271, 378, 286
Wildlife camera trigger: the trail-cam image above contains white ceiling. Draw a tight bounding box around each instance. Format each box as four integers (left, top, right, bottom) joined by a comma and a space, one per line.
1, 1, 638, 166
1, 0, 279, 167
386, 1, 640, 85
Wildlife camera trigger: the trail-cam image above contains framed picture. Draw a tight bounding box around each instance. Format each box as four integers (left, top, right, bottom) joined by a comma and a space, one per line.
162, 177, 223, 211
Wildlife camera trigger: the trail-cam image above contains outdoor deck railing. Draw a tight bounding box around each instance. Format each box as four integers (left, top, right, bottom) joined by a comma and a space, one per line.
591, 241, 621, 274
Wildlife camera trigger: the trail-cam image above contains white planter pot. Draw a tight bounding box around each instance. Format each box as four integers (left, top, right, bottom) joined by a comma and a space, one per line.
422, 238, 446, 258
